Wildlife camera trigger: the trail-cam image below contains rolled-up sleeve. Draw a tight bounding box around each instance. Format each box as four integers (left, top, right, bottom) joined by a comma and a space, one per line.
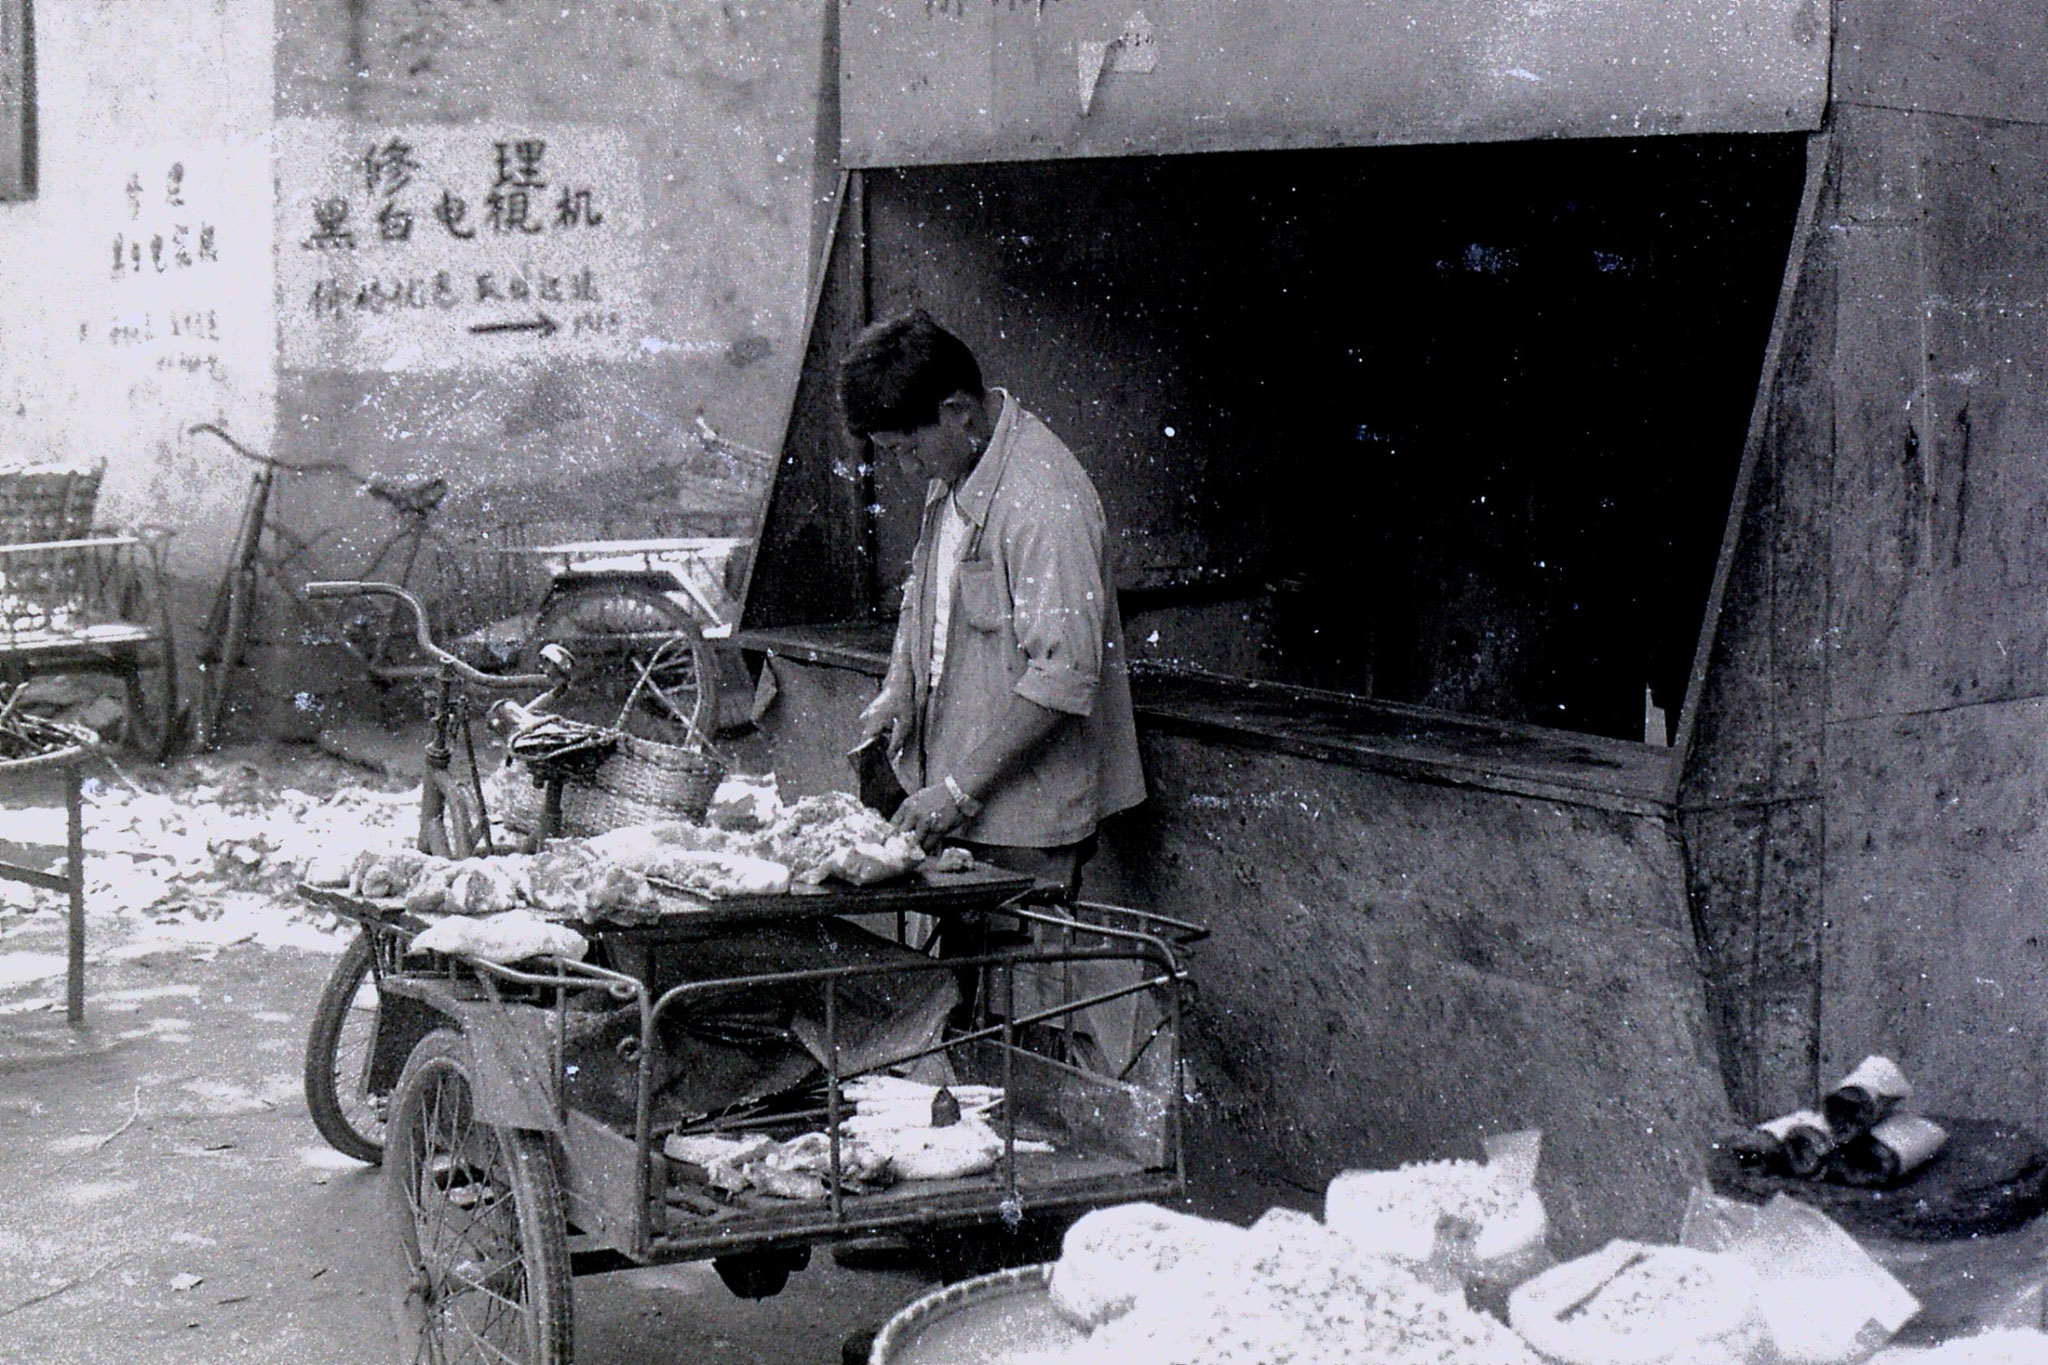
1006, 488, 1107, 718
873, 573, 918, 718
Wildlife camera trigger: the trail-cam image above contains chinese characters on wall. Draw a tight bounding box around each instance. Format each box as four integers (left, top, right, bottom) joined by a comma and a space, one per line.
82, 154, 239, 384
112, 164, 220, 277
276, 123, 645, 370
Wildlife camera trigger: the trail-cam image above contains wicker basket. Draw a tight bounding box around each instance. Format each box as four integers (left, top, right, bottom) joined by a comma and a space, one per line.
0, 465, 105, 545
598, 732, 723, 812
491, 635, 725, 838
493, 736, 725, 838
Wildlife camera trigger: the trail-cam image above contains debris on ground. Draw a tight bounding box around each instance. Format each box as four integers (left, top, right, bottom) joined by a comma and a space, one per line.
0, 749, 418, 980
0, 687, 90, 762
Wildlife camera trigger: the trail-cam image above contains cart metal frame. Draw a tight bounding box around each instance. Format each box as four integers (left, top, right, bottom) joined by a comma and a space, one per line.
305, 876, 1203, 1277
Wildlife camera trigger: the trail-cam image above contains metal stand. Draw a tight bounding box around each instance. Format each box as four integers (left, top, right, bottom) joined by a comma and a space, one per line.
0, 745, 88, 1024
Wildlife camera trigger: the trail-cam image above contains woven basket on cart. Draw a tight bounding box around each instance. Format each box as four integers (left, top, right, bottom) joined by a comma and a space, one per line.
495, 736, 725, 837
495, 636, 724, 837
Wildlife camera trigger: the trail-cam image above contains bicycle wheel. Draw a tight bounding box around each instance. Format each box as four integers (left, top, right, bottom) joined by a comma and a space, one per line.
521, 581, 716, 743
121, 652, 177, 763
304, 934, 387, 1164
388, 1029, 573, 1365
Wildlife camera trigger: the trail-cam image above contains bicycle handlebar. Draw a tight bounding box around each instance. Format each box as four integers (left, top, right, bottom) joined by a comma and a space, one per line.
190, 424, 360, 479
306, 580, 552, 690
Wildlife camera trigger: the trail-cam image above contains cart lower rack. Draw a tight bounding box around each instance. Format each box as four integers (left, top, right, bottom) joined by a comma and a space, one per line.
300, 873, 1205, 1364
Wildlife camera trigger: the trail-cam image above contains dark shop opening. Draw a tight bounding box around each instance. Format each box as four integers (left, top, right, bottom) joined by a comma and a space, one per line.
757, 133, 1809, 746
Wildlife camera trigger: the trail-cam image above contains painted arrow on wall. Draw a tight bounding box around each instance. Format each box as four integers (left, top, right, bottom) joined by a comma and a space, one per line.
468, 313, 559, 338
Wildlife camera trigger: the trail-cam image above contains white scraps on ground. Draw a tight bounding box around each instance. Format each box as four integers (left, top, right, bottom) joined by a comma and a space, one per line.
0, 755, 414, 989
296, 1146, 370, 1172
0, 953, 67, 989
57, 1181, 138, 1207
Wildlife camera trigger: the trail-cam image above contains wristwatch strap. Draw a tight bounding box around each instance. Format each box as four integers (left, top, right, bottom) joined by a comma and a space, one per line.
943, 774, 983, 819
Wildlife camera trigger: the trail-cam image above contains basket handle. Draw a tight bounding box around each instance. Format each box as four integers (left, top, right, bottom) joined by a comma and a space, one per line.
615, 636, 721, 758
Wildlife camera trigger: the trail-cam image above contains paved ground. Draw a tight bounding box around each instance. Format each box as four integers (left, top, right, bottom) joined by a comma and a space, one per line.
0, 744, 939, 1365
0, 734, 1301, 1364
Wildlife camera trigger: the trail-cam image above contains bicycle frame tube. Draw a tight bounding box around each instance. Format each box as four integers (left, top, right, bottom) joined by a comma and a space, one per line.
417, 669, 457, 857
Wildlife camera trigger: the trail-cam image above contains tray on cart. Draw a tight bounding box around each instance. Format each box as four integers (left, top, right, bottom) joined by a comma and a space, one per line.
299, 864, 1039, 934
635, 864, 1036, 932
652, 1152, 1169, 1258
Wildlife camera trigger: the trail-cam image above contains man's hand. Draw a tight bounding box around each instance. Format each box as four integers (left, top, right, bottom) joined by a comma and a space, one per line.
856, 689, 910, 766
892, 783, 969, 850
858, 684, 907, 744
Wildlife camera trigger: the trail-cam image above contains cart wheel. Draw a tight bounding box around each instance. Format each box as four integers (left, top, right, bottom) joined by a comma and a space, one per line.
521, 581, 716, 744
388, 1029, 573, 1365
304, 933, 387, 1164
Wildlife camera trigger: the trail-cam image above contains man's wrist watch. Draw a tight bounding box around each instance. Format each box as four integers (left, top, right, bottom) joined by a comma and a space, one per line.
943, 775, 983, 819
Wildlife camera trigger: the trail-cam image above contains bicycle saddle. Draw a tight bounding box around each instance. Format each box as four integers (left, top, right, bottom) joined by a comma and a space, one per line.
363, 476, 449, 517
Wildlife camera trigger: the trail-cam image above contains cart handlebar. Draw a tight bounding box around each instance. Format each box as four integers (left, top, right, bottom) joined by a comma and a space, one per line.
305, 580, 555, 690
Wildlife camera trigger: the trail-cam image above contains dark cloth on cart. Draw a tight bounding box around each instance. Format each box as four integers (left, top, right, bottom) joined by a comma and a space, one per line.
562, 917, 958, 1132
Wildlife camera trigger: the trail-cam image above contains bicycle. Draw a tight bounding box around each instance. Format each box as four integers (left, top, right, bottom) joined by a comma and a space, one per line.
297, 578, 573, 1162
503, 417, 773, 745
186, 424, 473, 751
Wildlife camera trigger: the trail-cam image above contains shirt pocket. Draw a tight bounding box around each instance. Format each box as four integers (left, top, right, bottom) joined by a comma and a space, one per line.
955, 560, 1009, 634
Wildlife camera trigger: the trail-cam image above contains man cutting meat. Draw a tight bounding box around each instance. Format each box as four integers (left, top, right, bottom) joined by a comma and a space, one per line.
841, 309, 1146, 899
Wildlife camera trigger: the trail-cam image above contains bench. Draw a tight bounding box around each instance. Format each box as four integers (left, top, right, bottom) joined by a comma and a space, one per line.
0, 465, 177, 759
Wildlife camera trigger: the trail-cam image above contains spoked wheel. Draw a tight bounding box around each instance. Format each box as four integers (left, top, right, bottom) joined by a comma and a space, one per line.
122, 657, 178, 762
304, 933, 387, 1164
388, 1029, 573, 1365
521, 581, 715, 743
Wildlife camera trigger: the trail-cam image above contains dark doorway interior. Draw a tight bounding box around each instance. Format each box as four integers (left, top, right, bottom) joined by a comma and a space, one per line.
755, 134, 1808, 744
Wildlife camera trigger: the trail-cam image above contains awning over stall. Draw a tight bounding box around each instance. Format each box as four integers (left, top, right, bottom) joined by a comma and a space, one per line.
840, 0, 1829, 168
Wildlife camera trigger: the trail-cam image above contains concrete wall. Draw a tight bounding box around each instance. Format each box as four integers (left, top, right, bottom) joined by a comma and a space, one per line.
270, 0, 839, 582
1090, 735, 1729, 1254
250, 0, 842, 731
0, 4, 838, 738
1682, 3, 2048, 1125
0, 0, 275, 582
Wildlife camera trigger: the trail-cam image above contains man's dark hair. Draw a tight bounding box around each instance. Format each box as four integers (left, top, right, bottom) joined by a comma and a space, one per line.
837, 309, 985, 438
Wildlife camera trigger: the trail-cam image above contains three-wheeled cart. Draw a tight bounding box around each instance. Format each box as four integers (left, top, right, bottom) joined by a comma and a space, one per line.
300, 867, 1202, 1364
